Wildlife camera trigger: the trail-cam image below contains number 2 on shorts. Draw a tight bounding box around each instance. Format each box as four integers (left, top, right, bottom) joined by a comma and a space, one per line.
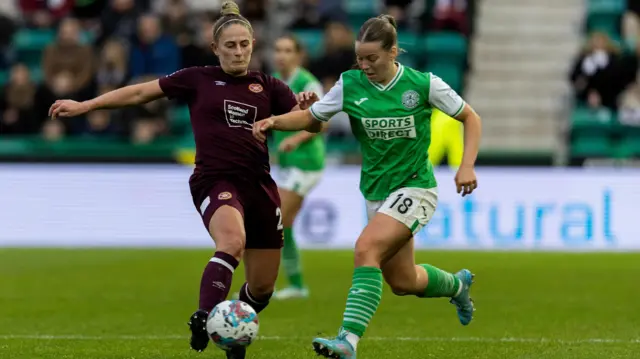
389, 192, 414, 214
276, 207, 284, 230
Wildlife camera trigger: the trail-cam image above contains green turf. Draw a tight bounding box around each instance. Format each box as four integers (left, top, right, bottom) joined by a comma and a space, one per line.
1, 249, 639, 358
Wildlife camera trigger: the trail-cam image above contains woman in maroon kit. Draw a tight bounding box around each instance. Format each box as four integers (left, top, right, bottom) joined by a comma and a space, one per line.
48, 2, 318, 358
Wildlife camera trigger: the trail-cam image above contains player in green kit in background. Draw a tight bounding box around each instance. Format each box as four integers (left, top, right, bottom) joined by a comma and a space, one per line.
271, 35, 326, 300
253, 15, 482, 359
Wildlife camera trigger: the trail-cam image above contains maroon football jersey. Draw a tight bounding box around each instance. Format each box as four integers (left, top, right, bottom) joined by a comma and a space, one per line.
159, 66, 297, 179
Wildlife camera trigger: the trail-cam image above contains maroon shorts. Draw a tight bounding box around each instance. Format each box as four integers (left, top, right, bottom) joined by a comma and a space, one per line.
190, 174, 283, 249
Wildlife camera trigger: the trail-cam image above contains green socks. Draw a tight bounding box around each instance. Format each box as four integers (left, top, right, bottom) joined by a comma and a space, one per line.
421, 264, 461, 298
282, 227, 305, 288
341, 266, 383, 337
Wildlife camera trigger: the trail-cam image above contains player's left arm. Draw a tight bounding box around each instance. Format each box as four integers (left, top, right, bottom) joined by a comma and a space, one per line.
428, 75, 482, 196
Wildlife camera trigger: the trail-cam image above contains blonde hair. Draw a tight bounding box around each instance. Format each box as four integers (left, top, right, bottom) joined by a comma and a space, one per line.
213, 1, 253, 41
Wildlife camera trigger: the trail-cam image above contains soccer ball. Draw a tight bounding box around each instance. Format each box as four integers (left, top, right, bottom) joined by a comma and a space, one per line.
206, 300, 259, 350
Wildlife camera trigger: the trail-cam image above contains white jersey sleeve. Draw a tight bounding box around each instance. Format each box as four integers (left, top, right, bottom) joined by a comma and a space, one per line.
428, 74, 466, 117
309, 76, 343, 122
304, 81, 325, 98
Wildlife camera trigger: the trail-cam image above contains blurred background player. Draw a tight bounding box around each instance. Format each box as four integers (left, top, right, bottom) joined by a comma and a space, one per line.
271, 34, 326, 300
48, 2, 318, 358
254, 14, 482, 359
429, 109, 464, 168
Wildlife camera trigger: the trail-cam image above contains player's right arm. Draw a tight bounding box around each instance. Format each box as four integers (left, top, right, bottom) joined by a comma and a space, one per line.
49, 80, 165, 119
49, 67, 198, 119
253, 76, 343, 142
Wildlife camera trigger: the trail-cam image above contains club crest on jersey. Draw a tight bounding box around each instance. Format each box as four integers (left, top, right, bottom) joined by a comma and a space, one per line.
401, 90, 420, 109
218, 192, 232, 200
249, 83, 263, 93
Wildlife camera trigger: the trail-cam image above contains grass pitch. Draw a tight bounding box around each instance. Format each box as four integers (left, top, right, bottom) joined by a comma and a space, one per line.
1, 249, 639, 358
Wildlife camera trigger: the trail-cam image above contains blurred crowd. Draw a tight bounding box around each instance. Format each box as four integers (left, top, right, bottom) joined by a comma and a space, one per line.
0, 0, 476, 144
569, 0, 640, 125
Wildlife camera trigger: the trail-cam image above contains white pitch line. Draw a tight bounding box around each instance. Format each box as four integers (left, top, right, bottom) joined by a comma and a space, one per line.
0, 335, 639, 344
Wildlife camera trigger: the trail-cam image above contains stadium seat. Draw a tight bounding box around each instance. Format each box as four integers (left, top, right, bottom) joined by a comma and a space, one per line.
345, 0, 377, 30
0, 70, 8, 86
424, 63, 464, 94
12, 29, 56, 67
421, 32, 468, 68
169, 105, 191, 135
569, 107, 615, 157
397, 32, 419, 68
586, 0, 625, 36
291, 29, 324, 59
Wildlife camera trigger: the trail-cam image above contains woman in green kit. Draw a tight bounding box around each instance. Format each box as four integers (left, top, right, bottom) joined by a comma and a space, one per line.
271, 34, 326, 300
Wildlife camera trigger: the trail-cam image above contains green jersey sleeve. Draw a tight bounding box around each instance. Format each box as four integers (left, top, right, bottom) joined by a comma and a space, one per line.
309, 76, 343, 122
428, 74, 466, 117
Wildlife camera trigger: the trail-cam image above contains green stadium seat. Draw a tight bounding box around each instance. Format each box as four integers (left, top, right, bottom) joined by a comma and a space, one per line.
423, 64, 464, 94
345, 0, 377, 29
291, 29, 324, 59
397, 52, 418, 69
12, 29, 56, 51
569, 107, 615, 157
570, 106, 614, 130
0, 70, 8, 86
12, 29, 56, 67
28, 66, 43, 83
586, 0, 625, 36
169, 105, 191, 134
421, 32, 468, 68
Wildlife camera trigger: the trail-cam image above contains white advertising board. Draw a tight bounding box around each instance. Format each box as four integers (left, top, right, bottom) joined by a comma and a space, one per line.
0, 164, 637, 251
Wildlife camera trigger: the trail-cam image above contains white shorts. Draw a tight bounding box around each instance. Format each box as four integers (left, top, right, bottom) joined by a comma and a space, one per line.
277, 167, 323, 196
366, 187, 438, 235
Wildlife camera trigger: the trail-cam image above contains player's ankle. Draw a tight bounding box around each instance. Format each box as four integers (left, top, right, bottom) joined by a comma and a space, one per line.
342, 329, 360, 351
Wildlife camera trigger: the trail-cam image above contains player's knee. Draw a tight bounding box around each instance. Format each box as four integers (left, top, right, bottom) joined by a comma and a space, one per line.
354, 235, 382, 267
211, 227, 246, 259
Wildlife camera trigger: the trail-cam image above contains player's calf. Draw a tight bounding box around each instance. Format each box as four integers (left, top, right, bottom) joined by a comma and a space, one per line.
238, 282, 273, 313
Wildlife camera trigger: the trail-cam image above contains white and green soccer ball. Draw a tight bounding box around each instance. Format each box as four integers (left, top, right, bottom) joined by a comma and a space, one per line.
206, 300, 259, 350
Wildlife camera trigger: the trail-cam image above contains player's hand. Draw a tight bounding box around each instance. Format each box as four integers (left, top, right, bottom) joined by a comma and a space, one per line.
49, 100, 90, 119
455, 165, 478, 197
253, 118, 274, 142
278, 136, 300, 152
296, 91, 319, 110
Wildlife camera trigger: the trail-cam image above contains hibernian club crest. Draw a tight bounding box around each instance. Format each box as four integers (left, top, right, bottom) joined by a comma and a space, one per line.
401, 90, 419, 109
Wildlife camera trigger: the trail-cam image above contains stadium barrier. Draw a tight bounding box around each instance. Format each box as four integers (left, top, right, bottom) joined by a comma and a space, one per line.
0, 164, 637, 251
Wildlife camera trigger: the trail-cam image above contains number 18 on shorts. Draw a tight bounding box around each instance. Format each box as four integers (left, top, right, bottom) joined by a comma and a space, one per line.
366, 187, 438, 235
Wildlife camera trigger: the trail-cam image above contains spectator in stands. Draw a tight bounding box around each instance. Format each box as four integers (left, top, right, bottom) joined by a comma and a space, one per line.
121, 76, 169, 144
385, 0, 413, 28
96, 0, 141, 46
569, 32, 626, 110
290, 0, 347, 29
425, 0, 470, 36
38, 72, 78, 140
623, 0, 640, 48
129, 14, 180, 79
180, 15, 220, 68
160, 0, 193, 45
96, 39, 129, 91
42, 18, 96, 98
0, 64, 38, 134
19, 0, 74, 28
309, 21, 355, 91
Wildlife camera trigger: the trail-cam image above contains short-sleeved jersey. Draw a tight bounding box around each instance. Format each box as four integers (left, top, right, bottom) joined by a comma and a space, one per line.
309, 63, 466, 201
159, 66, 297, 181
272, 67, 326, 171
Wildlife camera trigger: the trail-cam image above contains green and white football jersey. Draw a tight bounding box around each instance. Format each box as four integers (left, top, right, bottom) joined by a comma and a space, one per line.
309, 63, 466, 201
273, 67, 326, 171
